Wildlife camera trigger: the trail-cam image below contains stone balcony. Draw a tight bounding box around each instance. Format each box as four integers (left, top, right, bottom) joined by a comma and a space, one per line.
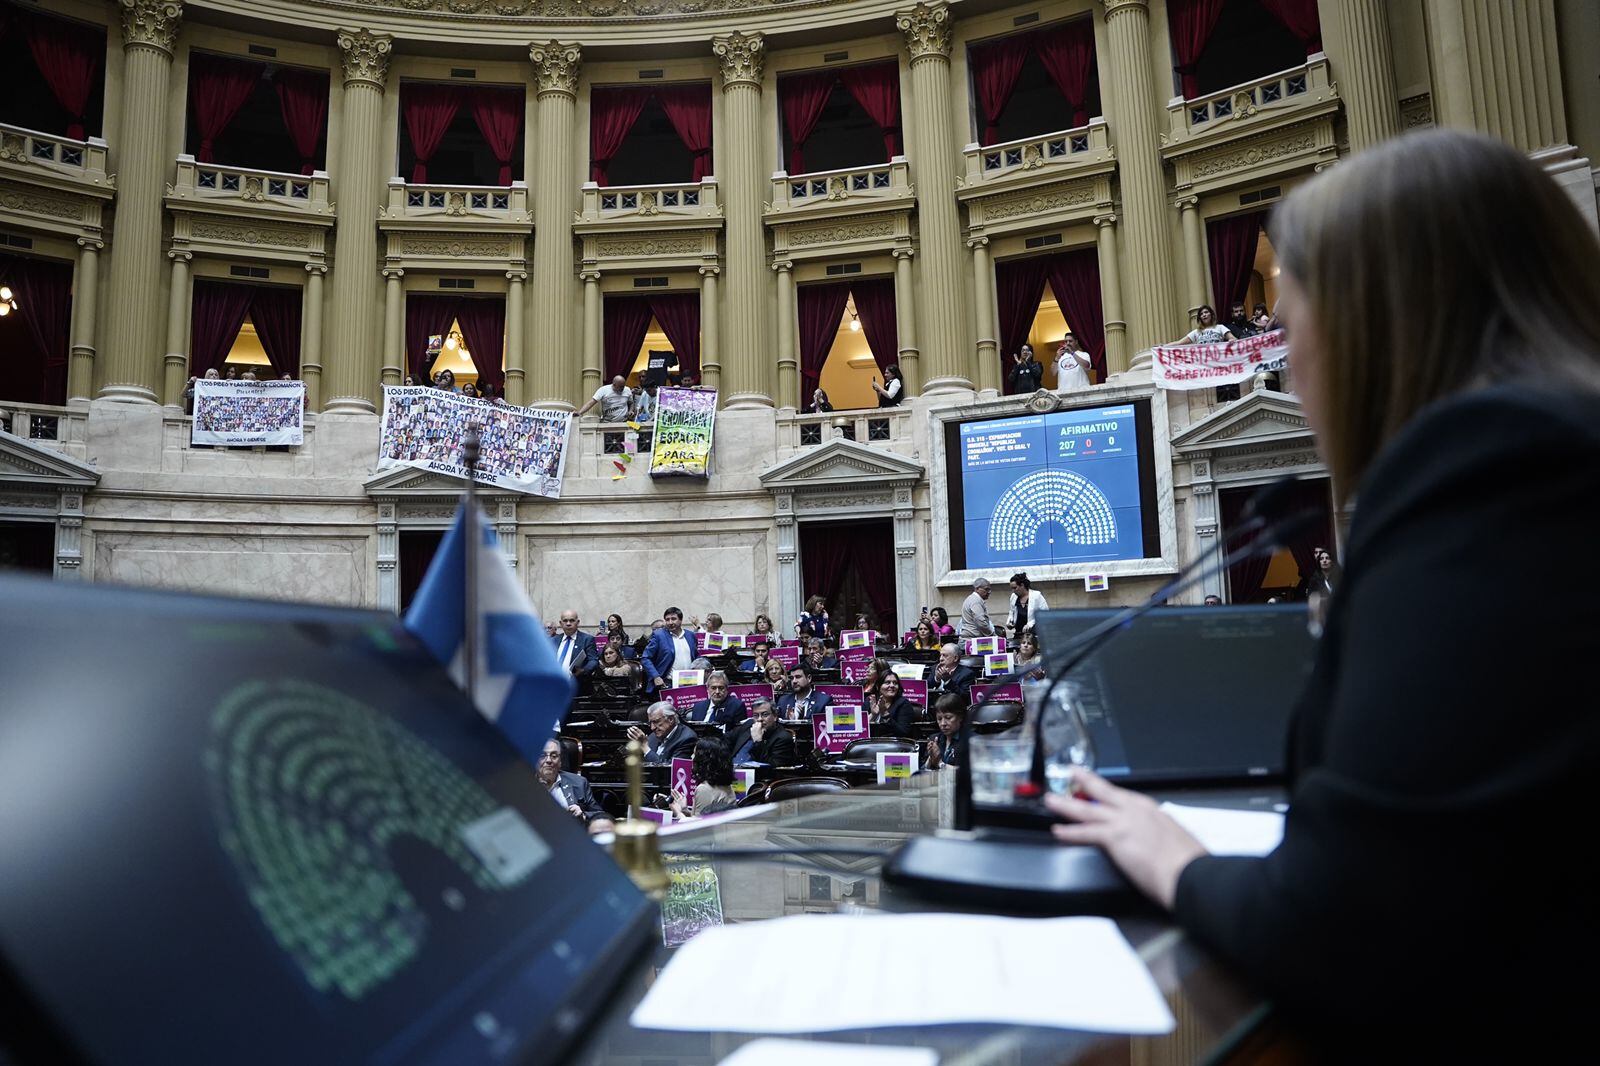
767, 156, 913, 218
577, 178, 721, 227
0, 401, 90, 462
167, 156, 335, 265
0, 124, 111, 195
766, 157, 915, 261
380, 179, 531, 229
776, 405, 914, 460
959, 118, 1114, 194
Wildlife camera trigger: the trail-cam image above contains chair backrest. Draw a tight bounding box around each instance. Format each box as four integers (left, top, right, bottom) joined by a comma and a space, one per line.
968, 701, 1025, 735
557, 735, 583, 773
760, 776, 852, 802
834, 737, 920, 768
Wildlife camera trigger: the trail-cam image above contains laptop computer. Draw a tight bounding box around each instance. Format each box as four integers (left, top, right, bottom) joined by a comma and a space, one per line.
0, 575, 656, 1066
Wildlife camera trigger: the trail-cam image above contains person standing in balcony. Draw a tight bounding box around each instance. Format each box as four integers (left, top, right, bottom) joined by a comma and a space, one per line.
1010, 343, 1044, 393
1055, 334, 1092, 391
871, 365, 905, 407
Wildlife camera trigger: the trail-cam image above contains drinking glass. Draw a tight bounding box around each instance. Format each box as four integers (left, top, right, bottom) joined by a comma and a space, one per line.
967, 732, 1035, 804
1037, 681, 1096, 795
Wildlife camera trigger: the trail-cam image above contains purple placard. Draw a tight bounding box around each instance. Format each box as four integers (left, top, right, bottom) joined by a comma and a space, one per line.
811, 707, 868, 755
876, 751, 916, 784
818, 683, 865, 711
971, 681, 1024, 704
729, 684, 772, 716
667, 684, 708, 713
595, 633, 609, 650
769, 645, 801, 667
901, 679, 929, 707
635, 807, 673, 825
670, 756, 695, 807
839, 650, 876, 683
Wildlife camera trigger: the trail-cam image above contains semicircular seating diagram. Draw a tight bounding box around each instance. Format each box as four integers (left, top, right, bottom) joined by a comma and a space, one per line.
987, 469, 1119, 554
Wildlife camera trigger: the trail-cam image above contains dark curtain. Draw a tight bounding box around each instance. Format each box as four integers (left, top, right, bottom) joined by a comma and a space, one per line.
602, 294, 653, 381
1220, 488, 1273, 604
589, 86, 650, 185
969, 33, 1031, 145
248, 286, 302, 378
850, 521, 897, 637
399, 531, 444, 612
656, 83, 714, 182
469, 86, 521, 186
274, 67, 328, 175
779, 70, 836, 175
1282, 478, 1333, 584
1169, 0, 1228, 99
189, 280, 255, 378
850, 277, 898, 376
1045, 248, 1107, 383
1207, 210, 1265, 314
0, 253, 72, 405
190, 53, 262, 164
995, 255, 1050, 393
23, 13, 101, 141
402, 83, 462, 184
1034, 19, 1096, 127
839, 61, 902, 160
404, 293, 460, 380
800, 523, 855, 613
455, 297, 507, 392
1259, 0, 1323, 55
796, 282, 851, 401
649, 293, 701, 381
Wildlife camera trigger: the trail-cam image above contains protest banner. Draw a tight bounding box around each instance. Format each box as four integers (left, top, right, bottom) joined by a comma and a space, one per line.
812, 707, 868, 755
376, 385, 571, 497
1151, 329, 1288, 391
192, 378, 305, 446
649, 387, 717, 477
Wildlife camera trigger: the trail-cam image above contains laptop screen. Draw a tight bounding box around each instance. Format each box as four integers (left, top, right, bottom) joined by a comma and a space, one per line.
0, 576, 654, 1066
1036, 604, 1316, 784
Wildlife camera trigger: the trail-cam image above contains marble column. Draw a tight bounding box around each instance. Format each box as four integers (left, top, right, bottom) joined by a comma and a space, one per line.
380, 268, 404, 385
1423, 0, 1567, 152
1100, 0, 1181, 356
528, 42, 582, 409
698, 265, 721, 392
1177, 196, 1206, 325
300, 264, 326, 411
896, 3, 971, 395
967, 237, 998, 395
772, 259, 796, 409
67, 238, 101, 405
1320, 0, 1400, 150
712, 32, 772, 409
579, 269, 602, 400
1094, 212, 1128, 375
99, 0, 182, 403
324, 29, 392, 414
160, 250, 192, 406
504, 269, 527, 404
891, 248, 920, 393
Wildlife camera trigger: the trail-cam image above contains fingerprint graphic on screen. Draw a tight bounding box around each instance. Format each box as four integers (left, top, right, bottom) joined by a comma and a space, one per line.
988, 469, 1118, 552
203, 679, 537, 1001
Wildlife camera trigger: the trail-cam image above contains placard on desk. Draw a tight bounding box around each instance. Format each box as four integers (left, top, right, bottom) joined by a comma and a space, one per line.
813, 707, 868, 754
729, 684, 773, 715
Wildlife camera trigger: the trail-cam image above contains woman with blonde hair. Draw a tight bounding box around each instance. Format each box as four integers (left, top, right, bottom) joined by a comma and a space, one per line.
1046, 130, 1600, 1054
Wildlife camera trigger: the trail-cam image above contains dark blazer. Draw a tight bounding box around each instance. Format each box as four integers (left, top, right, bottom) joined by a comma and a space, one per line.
643, 723, 698, 765
869, 696, 918, 737
1173, 385, 1600, 1053
1009, 359, 1044, 394
550, 770, 607, 822
727, 722, 798, 767
551, 630, 599, 677
928, 664, 976, 700
685, 694, 746, 729
775, 687, 832, 719
643, 627, 700, 692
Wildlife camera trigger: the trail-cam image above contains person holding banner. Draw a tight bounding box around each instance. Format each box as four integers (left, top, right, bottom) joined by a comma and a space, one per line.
1176, 305, 1241, 401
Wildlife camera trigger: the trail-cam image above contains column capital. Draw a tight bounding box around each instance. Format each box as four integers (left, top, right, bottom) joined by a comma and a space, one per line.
579, 268, 601, 283
118, 0, 182, 55
895, 2, 952, 62
891, 246, 916, 260
770, 259, 793, 274
529, 42, 582, 97
77, 236, 106, 252
1173, 194, 1199, 210
1100, 0, 1150, 21
965, 235, 989, 250
381, 266, 404, 280
166, 248, 192, 263
305, 262, 328, 276
1094, 211, 1118, 228
337, 28, 392, 89
506, 269, 528, 283
712, 32, 765, 88
698, 264, 721, 278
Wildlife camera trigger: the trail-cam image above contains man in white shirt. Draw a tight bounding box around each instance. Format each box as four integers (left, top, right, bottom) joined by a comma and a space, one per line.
576, 375, 634, 422
1055, 334, 1092, 391
958, 577, 996, 638
644, 606, 700, 693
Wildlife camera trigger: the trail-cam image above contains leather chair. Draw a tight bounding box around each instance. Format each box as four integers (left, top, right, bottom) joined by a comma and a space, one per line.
557, 735, 583, 773
759, 776, 852, 803
824, 737, 920, 771
967, 701, 1025, 735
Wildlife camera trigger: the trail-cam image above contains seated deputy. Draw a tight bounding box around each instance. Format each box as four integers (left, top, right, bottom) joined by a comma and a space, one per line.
928, 643, 976, 701
726, 701, 797, 767
683, 671, 745, 729
536, 738, 607, 823
867, 674, 917, 737
669, 737, 739, 818
924, 694, 967, 769
775, 664, 831, 719
626, 703, 697, 765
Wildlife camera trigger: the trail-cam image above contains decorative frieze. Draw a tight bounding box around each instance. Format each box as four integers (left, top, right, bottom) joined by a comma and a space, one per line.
593, 234, 703, 257
786, 217, 895, 247
529, 42, 581, 96
712, 32, 764, 87
1400, 93, 1434, 129
188, 218, 313, 249
1189, 130, 1319, 180
0, 182, 84, 222
394, 236, 513, 258
337, 28, 392, 89
979, 181, 1097, 222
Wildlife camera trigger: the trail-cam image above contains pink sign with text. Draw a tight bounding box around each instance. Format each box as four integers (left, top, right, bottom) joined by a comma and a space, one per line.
901, 679, 929, 707
811, 707, 868, 754
971, 681, 1024, 704
769, 645, 801, 667
729, 684, 772, 716
818, 683, 865, 711
670, 756, 695, 808
667, 685, 708, 713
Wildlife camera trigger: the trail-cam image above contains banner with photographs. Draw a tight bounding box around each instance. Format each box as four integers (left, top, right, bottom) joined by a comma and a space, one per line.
1151, 329, 1288, 390
192, 379, 305, 446
377, 386, 572, 497
649, 387, 717, 478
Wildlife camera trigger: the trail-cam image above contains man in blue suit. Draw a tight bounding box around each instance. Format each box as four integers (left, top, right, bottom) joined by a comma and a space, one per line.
643, 606, 699, 694
775, 663, 832, 720
684, 671, 745, 730
552, 610, 600, 691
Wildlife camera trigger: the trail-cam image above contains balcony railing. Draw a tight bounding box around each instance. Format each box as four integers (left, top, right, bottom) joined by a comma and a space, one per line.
383, 179, 531, 224
1167, 54, 1335, 141
169, 156, 332, 218
768, 156, 912, 213
0, 123, 110, 188
961, 119, 1112, 186
578, 178, 721, 224
779, 406, 912, 453
0, 401, 89, 460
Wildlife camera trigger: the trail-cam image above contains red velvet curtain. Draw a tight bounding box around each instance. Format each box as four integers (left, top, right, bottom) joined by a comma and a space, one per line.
780, 70, 837, 175
190, 53, 262, 164
274, 67, 327, 175
850, 277, 898, 376
995, 255, 1050, 393
455, 297, 507, 392
189, 280, 255, 378
649, 293, 700, 381
1034, 19, 1096, 127
602, 294, 654, 381
469, 86, 521, 187
1045, 248, 1107, 383
404, 294, 460, 380
1169, 0, 1227, 99
839, 62, 902, 160
656, 83, 714, 182
1207, 210, 1265, 314
800, 522, 856, 613
248, 286, 302, 378
0, 253, 73, 405
589, 85, 650, 185
1220, 487, 1273, 604
969, 33, 1031, 146
796, 282, 851, 401
1259, 0, 1323, 55
23, 13, 101, 141
402, 83, 462, 184
850, 520, 897, 637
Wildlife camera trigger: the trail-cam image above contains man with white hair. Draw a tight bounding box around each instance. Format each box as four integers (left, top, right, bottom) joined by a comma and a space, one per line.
958, 577, 996, 638
626, 701, 697, 765
928, 643, 977, 701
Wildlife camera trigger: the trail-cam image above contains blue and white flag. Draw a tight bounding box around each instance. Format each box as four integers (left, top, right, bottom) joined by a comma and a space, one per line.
404, 502, 573, 763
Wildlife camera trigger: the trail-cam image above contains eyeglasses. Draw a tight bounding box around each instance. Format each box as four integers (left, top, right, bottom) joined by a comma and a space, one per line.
648, 718, 666, 726
538, 751, 561, 761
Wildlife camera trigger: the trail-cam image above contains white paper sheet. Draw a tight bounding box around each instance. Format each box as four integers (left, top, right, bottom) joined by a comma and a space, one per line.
1160, 802, 1285, 857
717, 1038, 938, 1066
630, 913, 1174, 1035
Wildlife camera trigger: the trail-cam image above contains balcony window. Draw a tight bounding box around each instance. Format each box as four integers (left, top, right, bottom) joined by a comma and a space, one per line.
189, 280, 303, 383
797, 278, 897, 412
0, 8, 106, 141
591, 82, 713, 186
779, 60, 900, 176
1169, 0, 1319, 101
185, 52, 329, 174
994, 247, 1106, 393
603, 292, 701, 392
0, 251, 72, 406
404, 294, 509, 396
968, 17, 1099, 146
399, 82, 524, 187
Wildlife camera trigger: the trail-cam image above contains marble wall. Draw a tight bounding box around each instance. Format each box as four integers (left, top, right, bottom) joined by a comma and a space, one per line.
91, 531, 371, 605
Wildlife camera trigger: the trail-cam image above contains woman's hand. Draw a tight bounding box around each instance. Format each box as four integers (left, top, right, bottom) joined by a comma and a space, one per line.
1043, 769, 1208, 910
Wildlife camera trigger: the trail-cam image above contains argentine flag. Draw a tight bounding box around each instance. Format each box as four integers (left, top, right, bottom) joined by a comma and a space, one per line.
404, 502, 574, 763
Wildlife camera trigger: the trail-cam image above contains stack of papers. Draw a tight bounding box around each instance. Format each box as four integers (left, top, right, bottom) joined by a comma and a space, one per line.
1159, 802, 1285, 856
